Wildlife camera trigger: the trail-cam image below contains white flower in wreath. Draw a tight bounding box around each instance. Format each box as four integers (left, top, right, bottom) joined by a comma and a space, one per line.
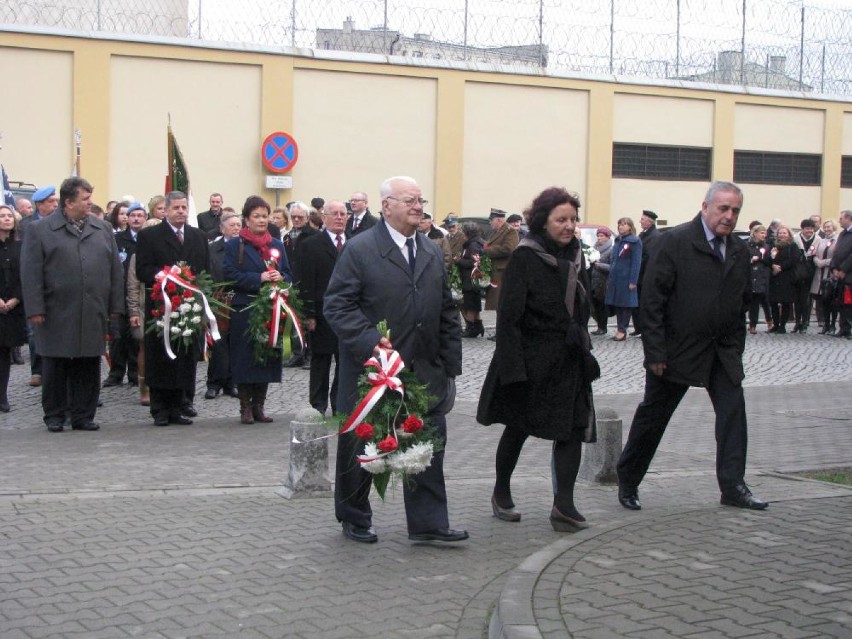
191, 316, 202, 324
181, 329, 193, 337
179, 303, 192, 314
359, 443, 389, 474
583, 247, 600, 267
192, 303, 202, 312
170, 311, 180, 319
170, 326, 181, 334
388, 442, 434, 475
155, 320, 164, 328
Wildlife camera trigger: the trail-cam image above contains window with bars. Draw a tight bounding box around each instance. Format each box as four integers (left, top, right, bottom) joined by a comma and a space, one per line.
842, 156, 852, 188
733, 151, 822, 186
612, 143, 712, 180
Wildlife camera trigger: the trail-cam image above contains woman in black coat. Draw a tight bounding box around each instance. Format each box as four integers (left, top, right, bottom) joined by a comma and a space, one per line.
477, 187, 598, 533
747, 225, 773, 334
0, 205, 26, 412
768, 225, 799, 333
455, 223, 485, 338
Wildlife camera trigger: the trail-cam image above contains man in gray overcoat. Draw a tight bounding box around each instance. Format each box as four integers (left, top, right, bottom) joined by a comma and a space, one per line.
324, 176, 466, 545
21, 177, 124, 432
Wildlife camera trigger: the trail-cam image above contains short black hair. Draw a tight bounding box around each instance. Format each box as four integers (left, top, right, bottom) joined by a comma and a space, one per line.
59, 176, 93, 208
800, 219, 816, 229
242, 195, 271, 218
524, 187, 581, 236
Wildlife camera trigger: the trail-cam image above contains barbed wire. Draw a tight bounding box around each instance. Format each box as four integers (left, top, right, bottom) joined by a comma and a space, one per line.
2, 0, 849, 95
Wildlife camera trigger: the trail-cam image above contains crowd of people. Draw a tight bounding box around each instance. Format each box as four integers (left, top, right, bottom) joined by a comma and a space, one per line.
4, 175, 851, 544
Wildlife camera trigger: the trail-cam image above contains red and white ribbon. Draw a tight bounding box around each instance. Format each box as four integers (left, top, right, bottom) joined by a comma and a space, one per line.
472, 255, 497, 288
339, 347, 405, 435
268, 284, 304, 351
156, 265, 221, 360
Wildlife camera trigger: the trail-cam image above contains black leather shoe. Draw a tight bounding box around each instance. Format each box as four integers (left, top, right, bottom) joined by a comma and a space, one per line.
172, 416, 193, 425
46, 422, 65, 433
591, 329, 607, 336
102, 377, 122, 387
342, 522, 378, 543
71, 422, 100, 431
618, 485, 642, 510
721, 484, 768, 510
181, 404, 198, 417
629, 330, 642, 337
154, 415, 170, 426
204, 387, 219, 400
224, 385, 240, 398
0, 401, 9, 413
284, 355, 304, 368
409, 528, 469, 543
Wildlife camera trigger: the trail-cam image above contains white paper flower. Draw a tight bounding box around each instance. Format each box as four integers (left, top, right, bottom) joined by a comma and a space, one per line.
181, 329, 193, 337
170, 311, 180, 319
179, 303, 192, 314
170, 326, 181, 334
358, 443, 389, 474
191, 316, 202, 324
192, 303, 202, 312
155, 320, 164, 328
388, 442, 433, 475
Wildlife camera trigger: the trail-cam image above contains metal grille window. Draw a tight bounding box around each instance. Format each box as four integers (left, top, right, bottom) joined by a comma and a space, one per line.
612, 144, 712, 180
842, 156, 852, 188
734, 151, 822, 185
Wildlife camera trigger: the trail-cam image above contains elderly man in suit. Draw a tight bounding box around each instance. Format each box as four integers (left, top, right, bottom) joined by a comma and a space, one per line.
344, 191, 376, 238
298, 199, 348, 415
324, 175, 466, 545
136, 191, 210, 426
21, 177, 124, 432
617, 181, 768, 512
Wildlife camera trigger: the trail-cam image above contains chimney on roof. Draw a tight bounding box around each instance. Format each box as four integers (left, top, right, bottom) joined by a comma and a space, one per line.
769, 55, 786, 74
343, 17, 354, 33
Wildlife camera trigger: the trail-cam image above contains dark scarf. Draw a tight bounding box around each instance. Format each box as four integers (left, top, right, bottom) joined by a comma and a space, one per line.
239, 226, 273, 253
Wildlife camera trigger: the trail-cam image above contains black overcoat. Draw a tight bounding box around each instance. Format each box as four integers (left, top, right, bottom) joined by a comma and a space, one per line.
136, 222, 210, 390
640, 214, 750, 387
455, 236, 484, 293
747, 240, 771, 295
298, 230, 340, 355
0, 236, 26, 348
477, 238, 593, 441
768, 242, 799, 304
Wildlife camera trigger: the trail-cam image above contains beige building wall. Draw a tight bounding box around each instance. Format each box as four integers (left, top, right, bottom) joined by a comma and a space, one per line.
0, 47, 73, 186
611, 93, 715, 228
734, 104, 824, 153
462, 82, 588, 218
841, 112, 852, 213
110, 56, 262, 208
291, 69, 437, 206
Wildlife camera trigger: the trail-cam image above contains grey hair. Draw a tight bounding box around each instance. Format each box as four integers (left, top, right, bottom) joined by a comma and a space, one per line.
165, 191, 186, 207
379, 176, 418, 199
703, 181, 743, 205
840, 210, 852, 221
288, 201, 310, 215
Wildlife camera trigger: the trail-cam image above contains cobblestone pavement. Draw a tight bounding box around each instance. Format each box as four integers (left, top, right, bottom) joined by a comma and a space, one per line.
0, 314, 850, 638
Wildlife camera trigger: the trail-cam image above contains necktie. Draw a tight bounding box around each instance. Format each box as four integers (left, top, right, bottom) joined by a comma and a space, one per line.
176, 228, 184, 244
405, 237, 416, 273
335, 234, 343, 253
712, 236, 724, 262
352, 216, 359, 231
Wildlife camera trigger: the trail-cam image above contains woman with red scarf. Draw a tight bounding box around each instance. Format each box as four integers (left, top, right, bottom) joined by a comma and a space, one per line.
223, 196, 292, 423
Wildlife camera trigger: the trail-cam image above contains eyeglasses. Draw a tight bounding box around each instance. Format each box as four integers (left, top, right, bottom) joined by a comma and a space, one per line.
325, 211, 348, 218
349, 198, 366, 204
386, 196, 428, 207
290, 215, 305, 220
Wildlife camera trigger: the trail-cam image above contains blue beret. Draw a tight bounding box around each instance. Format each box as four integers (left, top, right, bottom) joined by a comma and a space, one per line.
127, 201, 145, 215
33, 186, 56, 203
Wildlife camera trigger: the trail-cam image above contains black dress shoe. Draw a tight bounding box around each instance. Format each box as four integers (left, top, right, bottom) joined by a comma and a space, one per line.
591, 329, 607, 336
0, 401, 9, 413
721, 484, 768, 510
181, 404, 198, 417
284, 355, 304, 368
342, 522, 378, 543
71, 422, 100, 431
46, 422, 65, 432
172, 416, 193, 425
409, 528, 469, 542
224, 385, 240, 398
154, 415, 170, 426
629, 330, 642, 337
491, 495, 521, 522
102, 377, 122, 387
204, 387, 219, 400
618, 485, 641, 510
128, 376, 139, 386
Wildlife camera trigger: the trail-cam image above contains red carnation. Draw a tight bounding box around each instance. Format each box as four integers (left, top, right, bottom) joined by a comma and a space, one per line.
377, 435, 398, 453
265, 320, 272, 329
183, 290, 194, 299
151, 309, 160, 318
171, 295, 182, 307
354, 423, 375, 440
151, 288, 163, 300
166, 281, 177, 294
402, 415, 423, 434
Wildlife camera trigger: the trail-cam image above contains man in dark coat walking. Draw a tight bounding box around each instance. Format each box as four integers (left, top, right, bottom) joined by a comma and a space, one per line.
21, 177, 124, 432
324, 176, 465, 545
298, 200, 347, 415
616, 181, 768, 511
830, 210, 852, 337
136, 191, 210, 426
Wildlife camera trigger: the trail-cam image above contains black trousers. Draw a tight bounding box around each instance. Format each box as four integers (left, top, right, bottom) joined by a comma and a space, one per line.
591, 296, 608, 331
617, 357, 748, 492
309, 351, 339, 415
41, 356, 100, 426
793, 284, 812, 327
149, 387, 186, 420
107, 316, 138, 382
748, 293, 771, 327
335, 409, 450, 535
206, 332, 232, 389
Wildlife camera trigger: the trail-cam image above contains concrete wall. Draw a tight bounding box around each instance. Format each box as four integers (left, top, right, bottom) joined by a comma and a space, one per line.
0, 29, 850, 230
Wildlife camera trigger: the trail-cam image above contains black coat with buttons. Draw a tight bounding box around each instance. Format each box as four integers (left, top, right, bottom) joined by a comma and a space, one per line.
0, 235, 25, 348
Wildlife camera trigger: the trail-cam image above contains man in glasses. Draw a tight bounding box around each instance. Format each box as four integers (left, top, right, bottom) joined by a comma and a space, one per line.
325, 176, 466, 545
345, 191, 375, 238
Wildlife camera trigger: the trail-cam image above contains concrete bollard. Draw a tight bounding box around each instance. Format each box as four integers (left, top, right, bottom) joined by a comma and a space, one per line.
278, 408, 333, 499
578, 406, 622, 485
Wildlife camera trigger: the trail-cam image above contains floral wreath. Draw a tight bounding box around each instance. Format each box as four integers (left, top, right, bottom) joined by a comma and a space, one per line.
471, 253, 495, 289
244, 246, 305, 363
147, 262, 224, 359
338, 320, 437, 499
